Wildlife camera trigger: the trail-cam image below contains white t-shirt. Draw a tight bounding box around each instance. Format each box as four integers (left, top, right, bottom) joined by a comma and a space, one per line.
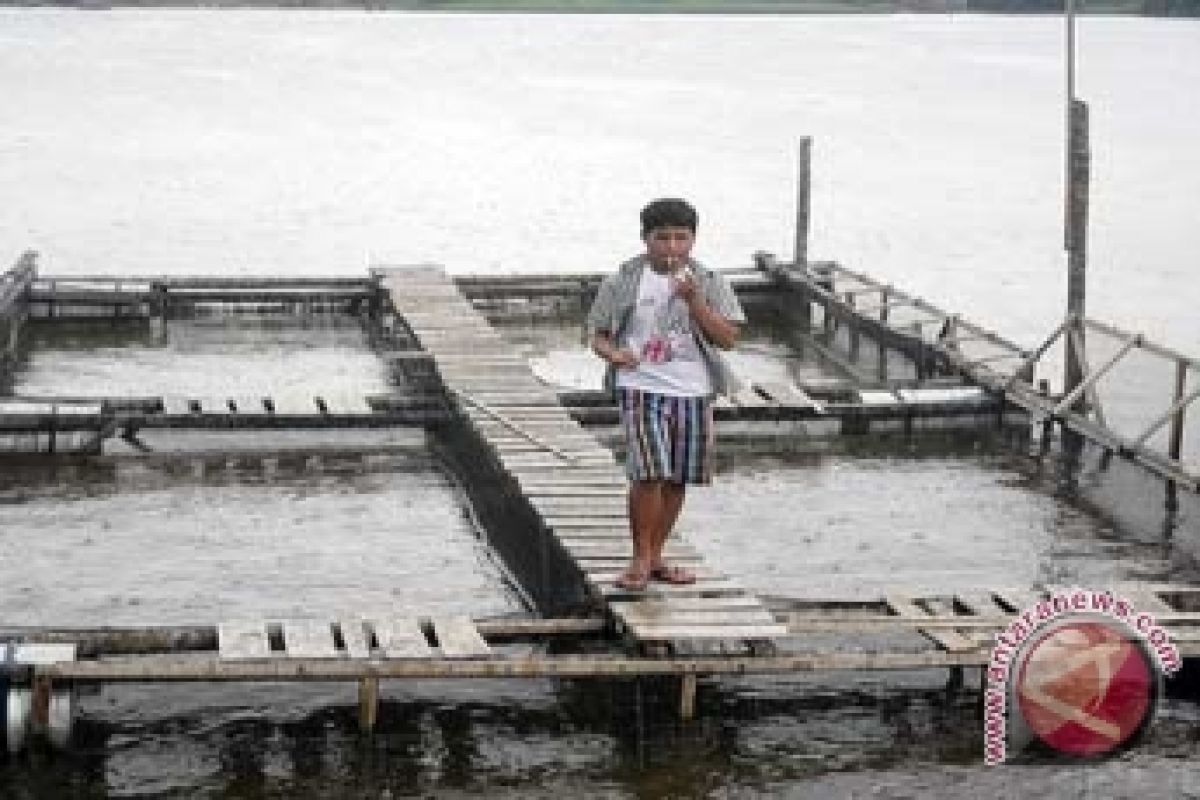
615, 268, 712, 397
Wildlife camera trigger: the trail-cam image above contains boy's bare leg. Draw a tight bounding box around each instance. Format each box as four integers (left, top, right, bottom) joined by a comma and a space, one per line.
621, 480, 665, 586
650, 481, 694, 582
650, 481, 686, 568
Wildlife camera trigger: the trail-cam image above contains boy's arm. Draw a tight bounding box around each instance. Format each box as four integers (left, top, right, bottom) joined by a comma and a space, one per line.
675, 271, 743, 350
686, 300, 740, 350
591, 331, 640, 369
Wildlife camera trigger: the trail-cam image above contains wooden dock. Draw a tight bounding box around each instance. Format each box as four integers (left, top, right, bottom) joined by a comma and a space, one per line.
375, 265, 788, 650
3, 253, 1198, 754
1, 581, 1194, 754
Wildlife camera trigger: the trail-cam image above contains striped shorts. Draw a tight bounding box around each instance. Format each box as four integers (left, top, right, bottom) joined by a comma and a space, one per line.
618, 388, 714, 485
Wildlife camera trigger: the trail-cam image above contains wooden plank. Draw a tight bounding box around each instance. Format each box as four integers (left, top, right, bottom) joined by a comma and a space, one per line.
315, 392, 373, 417
431, 616, 491, 658
541, 516, 629, 528
992, 588, 1044, 613
282, 621, 339, 659
373, 619, 433, 659
532, 505, 630, 518
218, 621, 270, 660
45, 648, 1013, 682
561, 541, 696, 556
1119, 588, 1176, 614
756, 381, 827, 414
597, 579, 746, 599
225, 396, 271, 416
571, 557, 703, 570
338, 619, 372, 659
520, 486, 629, 496
731, 387, 769, 409
615, 609, 778, 627
953, 591, 1010, 618
886, 596, 977, 653
588, 567, 722, 583
627, 623, 788, 641
609, 596, 765, 614
270, 395, 322, 416
550, 529, 630, 540
162, 397, 195, 417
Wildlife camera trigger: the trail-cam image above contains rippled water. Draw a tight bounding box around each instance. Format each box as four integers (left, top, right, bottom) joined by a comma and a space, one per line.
1, 9, 1199, 798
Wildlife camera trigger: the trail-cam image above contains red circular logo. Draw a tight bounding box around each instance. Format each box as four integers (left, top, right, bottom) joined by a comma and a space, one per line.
1014, 617, 1158, 758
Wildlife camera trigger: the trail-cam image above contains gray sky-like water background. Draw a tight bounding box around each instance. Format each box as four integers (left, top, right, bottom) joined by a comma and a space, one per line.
1, 9, 1200, 798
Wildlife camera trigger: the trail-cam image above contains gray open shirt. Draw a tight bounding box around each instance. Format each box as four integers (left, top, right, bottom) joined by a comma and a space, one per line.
586, 255, 747, 398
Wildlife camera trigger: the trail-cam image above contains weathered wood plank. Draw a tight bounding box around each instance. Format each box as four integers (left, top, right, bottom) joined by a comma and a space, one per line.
953, 591, 1010, 618
615, 609, 778, 627
431, 616, 491, 658
731, 387, 769, 409
886, 596, 977, 653
315, 392, 373, 417
756, 381, 827, 414
588, 566, 721, 583
628, 623, 788, 641
42, 649, 1015, 682
541, 516, 629, 528
218, 622, 270, 660
270, 395, 322, 416
373, 619, 433, 659
609, 596, 765, 614
282, 621, 339, 659
992, 588, 1044, 613
338, 620, 372, 659
1113, 585, 1177, 614
598, 579, 746, 599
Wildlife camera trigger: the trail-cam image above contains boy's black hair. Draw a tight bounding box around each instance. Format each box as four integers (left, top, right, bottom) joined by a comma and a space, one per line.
640, 198, 698, 235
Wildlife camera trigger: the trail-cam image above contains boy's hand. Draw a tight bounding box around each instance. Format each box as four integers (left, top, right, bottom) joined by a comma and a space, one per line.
610, 349, 640, 369
671, 265, 700, 307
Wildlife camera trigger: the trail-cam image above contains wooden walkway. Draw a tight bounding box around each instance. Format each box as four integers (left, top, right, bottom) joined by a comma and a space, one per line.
376, 265, 787, 650
762, 256, 1200, 492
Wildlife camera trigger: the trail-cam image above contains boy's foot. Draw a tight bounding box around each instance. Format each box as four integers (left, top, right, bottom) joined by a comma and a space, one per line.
614, 568, 650, 591
649, 564, 696, 585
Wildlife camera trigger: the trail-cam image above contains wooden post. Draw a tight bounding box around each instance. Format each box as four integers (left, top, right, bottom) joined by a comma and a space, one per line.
1168, 360, 1188, 463
847, 294, 860, 362
795, 137, 812, 270
876, 288, 890, 381
1167, 359, 1188, 514
1063, 100, 1090, 410
1038, 379, 1054, 456
358, 676, 379, 733
679, 673, 697, 721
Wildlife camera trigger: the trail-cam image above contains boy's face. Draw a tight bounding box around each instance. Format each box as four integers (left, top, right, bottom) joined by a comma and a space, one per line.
643, 225, 695, 270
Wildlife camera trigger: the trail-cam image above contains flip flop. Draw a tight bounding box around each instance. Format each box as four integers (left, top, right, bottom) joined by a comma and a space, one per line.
614, 570, 650, 591
650, 565, 696, 585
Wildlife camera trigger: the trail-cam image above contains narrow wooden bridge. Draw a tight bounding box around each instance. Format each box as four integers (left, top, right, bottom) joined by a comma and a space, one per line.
375, 265, 788, 651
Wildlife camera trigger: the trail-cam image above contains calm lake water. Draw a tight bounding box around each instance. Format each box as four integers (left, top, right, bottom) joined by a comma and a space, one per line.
1, 9, 1200, 798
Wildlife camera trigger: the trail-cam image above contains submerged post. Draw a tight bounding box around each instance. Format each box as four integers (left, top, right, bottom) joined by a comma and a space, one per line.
358, 676, 379, 733
795, 137, 812, 270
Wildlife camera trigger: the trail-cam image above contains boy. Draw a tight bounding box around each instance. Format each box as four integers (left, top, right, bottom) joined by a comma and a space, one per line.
586, 198, 745, 590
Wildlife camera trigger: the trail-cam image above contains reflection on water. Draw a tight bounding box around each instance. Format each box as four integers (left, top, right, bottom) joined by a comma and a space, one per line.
2, 306, 1199, 795
0, 453, 521, 627
14, 314, 388, 403
2, 672, 1199, 798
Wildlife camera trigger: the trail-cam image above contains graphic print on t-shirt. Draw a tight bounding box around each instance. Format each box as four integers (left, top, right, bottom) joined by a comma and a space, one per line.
616, 268, 712, 397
